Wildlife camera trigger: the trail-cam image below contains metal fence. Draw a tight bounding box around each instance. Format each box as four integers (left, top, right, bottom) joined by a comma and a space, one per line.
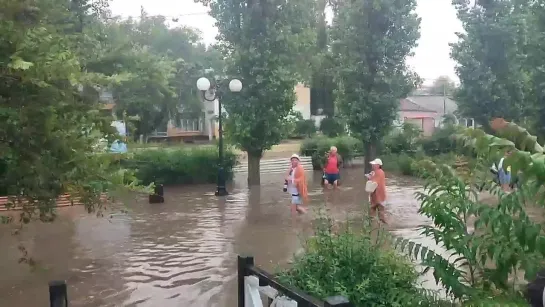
238, 255, 353, 307
48, 255, 353, 307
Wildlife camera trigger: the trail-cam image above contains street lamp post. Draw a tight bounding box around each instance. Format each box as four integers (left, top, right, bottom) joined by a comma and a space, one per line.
197, 76, 242, 196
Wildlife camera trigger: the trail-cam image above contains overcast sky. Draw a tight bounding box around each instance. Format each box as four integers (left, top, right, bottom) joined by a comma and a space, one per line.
109, 0, 462, 84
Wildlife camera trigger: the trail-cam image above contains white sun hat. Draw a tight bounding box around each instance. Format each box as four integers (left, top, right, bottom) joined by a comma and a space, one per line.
369, 158, 383, 166
290, 154, 301, 161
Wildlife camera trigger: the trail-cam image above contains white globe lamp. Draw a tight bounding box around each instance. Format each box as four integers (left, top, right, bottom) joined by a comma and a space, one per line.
196, 77, 211, 91
229, 79, 242, 92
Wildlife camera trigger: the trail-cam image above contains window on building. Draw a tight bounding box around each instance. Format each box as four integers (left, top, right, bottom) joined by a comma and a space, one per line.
310, 87, 334, 116
99, 90, 114, 102
179, 117, 204, 132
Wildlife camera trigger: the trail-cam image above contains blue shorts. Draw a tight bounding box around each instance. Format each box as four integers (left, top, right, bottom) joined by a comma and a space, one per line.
291, 194, 302, 205
324, 173, 340, 184
499, 169, 511, 185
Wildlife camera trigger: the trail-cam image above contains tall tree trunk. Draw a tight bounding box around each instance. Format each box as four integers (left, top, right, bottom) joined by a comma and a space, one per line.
364, 142, 377, 174
247, 151, 262, 186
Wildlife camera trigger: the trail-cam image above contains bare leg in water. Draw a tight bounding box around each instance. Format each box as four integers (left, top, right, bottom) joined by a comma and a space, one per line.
291, 203, 307, 215
370, 203, 387, 224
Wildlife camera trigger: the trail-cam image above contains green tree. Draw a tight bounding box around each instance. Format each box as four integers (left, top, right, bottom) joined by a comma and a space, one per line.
331, 0, 421, 172
427, 75, 457, 96
525, 1, 545, 142
0, 0, 138, 223
202, 0, 317, 184
86, 12, 224, 138
397, 121, 545, 304
450, 0, 531, 131
310, 0, 335, 118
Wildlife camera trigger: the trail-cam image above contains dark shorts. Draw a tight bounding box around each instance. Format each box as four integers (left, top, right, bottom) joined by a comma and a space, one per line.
325, 172, 340, 183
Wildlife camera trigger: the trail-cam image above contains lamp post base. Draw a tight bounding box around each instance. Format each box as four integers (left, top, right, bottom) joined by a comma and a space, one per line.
215, 187, 229, 196
215, 166, 228, 196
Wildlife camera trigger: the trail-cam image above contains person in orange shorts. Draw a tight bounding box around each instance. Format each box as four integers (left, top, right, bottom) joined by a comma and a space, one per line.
365, 158, 387, 224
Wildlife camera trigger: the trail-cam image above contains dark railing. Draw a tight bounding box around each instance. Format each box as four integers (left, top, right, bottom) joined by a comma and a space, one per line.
49, 281, 68, 307
49, 256, 352, 307
238, 255, 353, 307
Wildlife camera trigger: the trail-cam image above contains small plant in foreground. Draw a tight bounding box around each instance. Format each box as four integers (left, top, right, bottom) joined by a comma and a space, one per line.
277, 213, 450, 306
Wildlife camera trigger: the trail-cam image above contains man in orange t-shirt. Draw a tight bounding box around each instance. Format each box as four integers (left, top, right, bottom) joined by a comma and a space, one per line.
366, 158, 387, 224
323, 146, 343, 189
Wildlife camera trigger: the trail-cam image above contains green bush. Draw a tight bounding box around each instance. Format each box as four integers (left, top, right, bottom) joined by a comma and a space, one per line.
284, 110, 304, 139
397, 153, 417, 176
419, 125, 458, 156
125, 147, 238, 185
294, 119, 317, 138
319, 116, 345, 137
382, 152, 460, 178
381, 153, 418, 176
277, 217, 446, 306
382, 122, 421, 154
300, 136, 362, 169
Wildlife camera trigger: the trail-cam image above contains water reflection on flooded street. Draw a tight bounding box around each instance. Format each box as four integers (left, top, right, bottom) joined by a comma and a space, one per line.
0, 168, 440, 306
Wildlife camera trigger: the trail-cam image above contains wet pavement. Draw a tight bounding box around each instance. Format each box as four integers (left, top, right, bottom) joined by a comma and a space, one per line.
0, 168, 439, 306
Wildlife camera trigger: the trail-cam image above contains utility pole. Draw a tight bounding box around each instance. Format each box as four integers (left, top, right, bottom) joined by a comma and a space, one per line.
443, 83, 446, 116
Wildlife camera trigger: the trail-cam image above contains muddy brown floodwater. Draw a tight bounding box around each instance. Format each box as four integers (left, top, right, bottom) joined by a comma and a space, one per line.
0, 168, 442, 307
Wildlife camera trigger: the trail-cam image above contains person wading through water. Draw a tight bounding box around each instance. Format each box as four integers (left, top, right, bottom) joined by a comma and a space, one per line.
322, 146, 343, 189
366, 158, 387, 224
285, 154, 309, 215
497, 150, 513, 193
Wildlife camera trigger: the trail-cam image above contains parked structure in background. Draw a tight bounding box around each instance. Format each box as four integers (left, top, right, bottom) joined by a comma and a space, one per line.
398, 98, 437, 136
296, 83, 328, 128
100, 84, 317, 144
98, 91, 127, 152
397, 94, 476, 136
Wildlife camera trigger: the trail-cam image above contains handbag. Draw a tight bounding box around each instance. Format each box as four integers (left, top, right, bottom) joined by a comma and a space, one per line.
365, 180, 378, 193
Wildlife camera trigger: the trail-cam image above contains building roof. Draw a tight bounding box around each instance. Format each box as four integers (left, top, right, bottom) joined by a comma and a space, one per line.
406, 95, 457, 116
399, 98, 435, 112
101, 103, 116, 110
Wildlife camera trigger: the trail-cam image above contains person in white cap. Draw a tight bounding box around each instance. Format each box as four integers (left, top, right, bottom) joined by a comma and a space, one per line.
365, 158, 387, 224
285, 154, 309, 214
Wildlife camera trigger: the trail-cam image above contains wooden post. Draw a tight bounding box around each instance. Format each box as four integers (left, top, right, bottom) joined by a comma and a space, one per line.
324, 296, 352, 307
49, 280, 68, 307
237, 255, 254, 307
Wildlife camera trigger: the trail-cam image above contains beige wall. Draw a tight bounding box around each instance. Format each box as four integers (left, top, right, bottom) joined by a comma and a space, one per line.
294, 83, 311, 119
422, 118, 435, 137
207, 83, 312, 138
403, 117, 436, 137
295, 83, 310, 105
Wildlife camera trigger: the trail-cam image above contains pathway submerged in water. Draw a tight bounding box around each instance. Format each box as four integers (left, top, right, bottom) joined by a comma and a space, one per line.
0, 169, 438, 307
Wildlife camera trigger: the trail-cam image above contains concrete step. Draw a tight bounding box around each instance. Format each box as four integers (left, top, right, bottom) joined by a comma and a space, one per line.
234, 157, 313, 173
234, 160, 313, 169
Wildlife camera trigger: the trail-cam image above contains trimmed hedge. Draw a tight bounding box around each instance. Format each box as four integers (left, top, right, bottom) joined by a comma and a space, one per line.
125, 147, 238, 185
300, 136, 362, 170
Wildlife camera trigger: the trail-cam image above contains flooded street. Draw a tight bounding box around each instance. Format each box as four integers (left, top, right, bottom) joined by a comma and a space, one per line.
0, 168, 437, 306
